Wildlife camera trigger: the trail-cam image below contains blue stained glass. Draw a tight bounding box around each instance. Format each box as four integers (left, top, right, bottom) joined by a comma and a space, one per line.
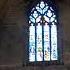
31, 8, 35, 12
36, 6, 42, 14
53, 14, 56, 18
50, 7, 54, 11
50, 17, 55, 22
29, 16, 35, 23
43, 6, 48, 14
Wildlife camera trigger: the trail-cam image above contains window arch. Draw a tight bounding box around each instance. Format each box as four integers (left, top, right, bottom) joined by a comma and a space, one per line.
28, 0, 61, 64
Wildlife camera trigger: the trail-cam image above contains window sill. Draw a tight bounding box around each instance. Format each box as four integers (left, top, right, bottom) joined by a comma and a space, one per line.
23, 61, 64, 66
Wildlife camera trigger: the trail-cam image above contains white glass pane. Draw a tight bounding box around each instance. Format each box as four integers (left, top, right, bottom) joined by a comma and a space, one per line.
44, 23, 50, 61
40, 1, 45, 9
36, 6, 42, 14
33, 11, 38, 18
29, 20, 31, 24
36, 23, 43, 61
51, 25, 58, 60
47, 10, 52, 17
50, 7, 54, 11
50, 17, 55, 22
55, 19, 57, 23
29, 0, 58, 62
50, 14, 57, 23
36, 16, 41, 23
31, 8, 35, 12
29, 24, 35, 62
53, 14, 56, 18
29, 16, 35, 23
43, 6, 48, 14
44, 15, 49, 22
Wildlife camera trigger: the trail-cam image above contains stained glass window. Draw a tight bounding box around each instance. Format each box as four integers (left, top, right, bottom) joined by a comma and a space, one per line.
29, 1, 58, 62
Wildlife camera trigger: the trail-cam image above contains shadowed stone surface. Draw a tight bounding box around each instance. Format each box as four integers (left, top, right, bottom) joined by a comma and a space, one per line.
0, 0, 70, 70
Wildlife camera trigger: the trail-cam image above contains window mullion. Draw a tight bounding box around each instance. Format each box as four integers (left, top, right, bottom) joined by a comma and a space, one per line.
41, 15, 44, 61
28, 0, 60, 64
49, 24, 52, 61
35, 20, 37, 61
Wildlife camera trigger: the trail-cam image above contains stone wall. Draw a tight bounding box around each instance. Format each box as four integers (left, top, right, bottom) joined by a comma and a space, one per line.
0, 0, 70, 70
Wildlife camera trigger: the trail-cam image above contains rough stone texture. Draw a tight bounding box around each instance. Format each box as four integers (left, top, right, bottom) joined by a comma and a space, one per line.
0, 0, 70, 70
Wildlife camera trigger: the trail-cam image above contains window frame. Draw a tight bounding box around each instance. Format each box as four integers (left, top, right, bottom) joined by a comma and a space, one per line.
24, 0, 64, 66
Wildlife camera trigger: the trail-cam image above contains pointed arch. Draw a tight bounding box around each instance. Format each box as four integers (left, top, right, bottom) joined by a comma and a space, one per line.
27, 0, 63, 65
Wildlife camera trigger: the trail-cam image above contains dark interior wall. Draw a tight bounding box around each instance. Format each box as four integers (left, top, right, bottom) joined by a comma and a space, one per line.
0, 0, 70, 70
59, 2, 70, 65
0, 0, 26, 65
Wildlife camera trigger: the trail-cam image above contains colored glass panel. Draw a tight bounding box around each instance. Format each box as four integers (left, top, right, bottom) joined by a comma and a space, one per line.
36, 23, 43, 61
51, 24, 58, 60
33, 11, 38, 18
44, 23, 50, 61
29, 16, 35, 23
47, 10, 52, 17
40, 1, 45, 9
29, 24, 35, 62
29, 1, 58, 62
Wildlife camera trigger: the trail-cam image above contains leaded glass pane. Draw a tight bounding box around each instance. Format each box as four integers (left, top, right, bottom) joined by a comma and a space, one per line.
55, 19, 57, 23
50, 7, 54, 11
33, 11, 38, 18
43, 6, 48, 14
50, 17, 55, 22
36, 23, 43, 61
29, 16, 35, 23
29, 1, 58, 62
50, 14, 57, 23
36, 6, 42, 14
40, 1, 45, 9
47, 10, 52, 17
51, 24, 58, 60
36, 16, 41, 23
29, 24, 35, 62
44, 15, 49, 22
44, 23, 50, 61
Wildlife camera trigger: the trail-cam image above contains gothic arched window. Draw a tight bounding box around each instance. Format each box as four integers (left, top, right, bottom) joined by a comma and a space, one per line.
28, 0, 62, 64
